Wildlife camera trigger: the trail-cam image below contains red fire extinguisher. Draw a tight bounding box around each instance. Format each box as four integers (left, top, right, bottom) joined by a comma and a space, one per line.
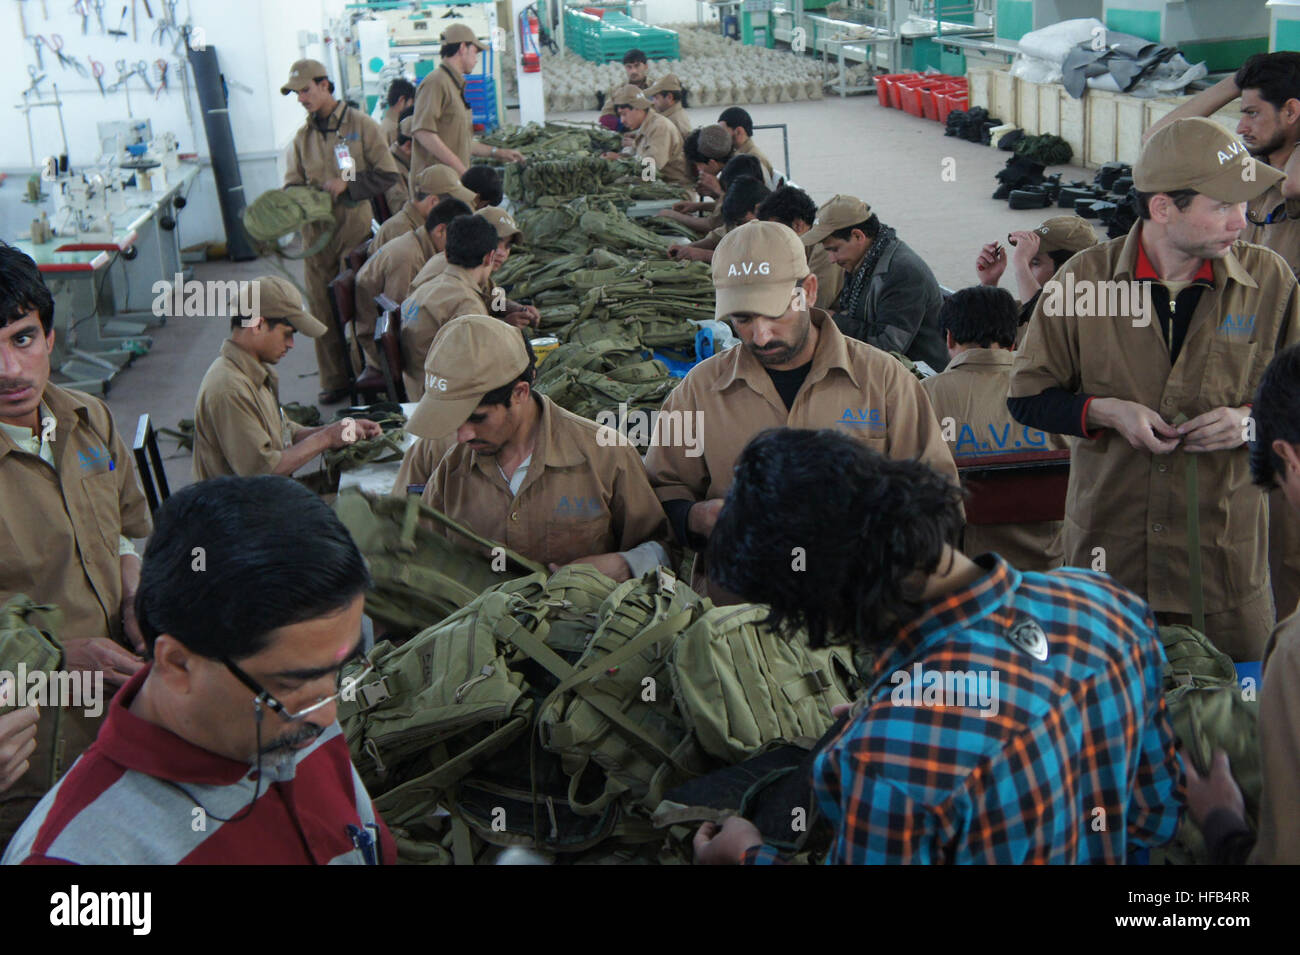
520, 7, 541, 73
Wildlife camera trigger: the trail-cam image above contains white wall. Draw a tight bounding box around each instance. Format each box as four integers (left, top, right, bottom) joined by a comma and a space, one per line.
639, 0, 717, 26
1, 0, 348, 248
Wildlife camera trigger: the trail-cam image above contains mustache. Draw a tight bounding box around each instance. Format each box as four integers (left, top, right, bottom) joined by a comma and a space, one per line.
0, 379, 33, 392
259, 723, 324, 755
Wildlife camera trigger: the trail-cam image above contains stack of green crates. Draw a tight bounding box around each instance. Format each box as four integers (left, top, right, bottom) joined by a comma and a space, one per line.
565, 8, 679, 63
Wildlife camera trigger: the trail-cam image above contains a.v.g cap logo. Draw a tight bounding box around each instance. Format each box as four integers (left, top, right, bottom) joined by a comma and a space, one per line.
726, 261, 771, 277
425, 374, 450, 392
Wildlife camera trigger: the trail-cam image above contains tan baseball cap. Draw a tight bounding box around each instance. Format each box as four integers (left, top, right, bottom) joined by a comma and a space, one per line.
698, 124, 733, 161
711, 221, 811, 320
1026, 215, 1099, 255
414, 164, 476, 204
442, 22, 488, 52
398, 116, 413, 138
613, 84, 652, 110
478, 206, 522, 241
405, 315, 530, 439
280, 59, 329, 95
1134, 117, 1283, 203
243, 276, 327, 338
801, 195, 873, 247
647, 73, 683, 96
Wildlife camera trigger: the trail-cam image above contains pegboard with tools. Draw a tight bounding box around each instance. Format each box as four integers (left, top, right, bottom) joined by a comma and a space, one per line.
10, 0, 202, 169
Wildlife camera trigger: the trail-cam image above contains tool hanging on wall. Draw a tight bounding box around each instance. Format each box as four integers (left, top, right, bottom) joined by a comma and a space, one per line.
109, 58, 134, 116
23, 65, 47, 100
134, 59, 153, 94
92, 0, 106, 34
88, 55, 106, 96
46, 35, 88, 75
154, 58, 168, 96
131, 0, 137, 42
30, 35, 45, 69
109, 4, 128, 39
74, 0, 89, 34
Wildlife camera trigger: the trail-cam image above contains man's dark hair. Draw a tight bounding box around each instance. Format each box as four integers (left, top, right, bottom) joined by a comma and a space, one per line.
441, 41, 467, 59
757, 185, 818, 228
1047, 248, 1074, 270
623, 48, 647, 66
461, 165, 503, 205
721, 176, 771, 229
396, 105, 415, 147
656, 88, 681, 104
314, 75, 335, 95
718, 106, 754, 136
134, 476, 370, 661
719, 153, 764, 191
939, 285, 1019, 348
829, 216, 881, 242
1134, 188, 1197, 220
387, 79, 415, 107
1251, 344, 1300, 489
708, 429, 964, 650
0, 242, 54, 335
445, 214, 500, 267
479, 336, 538, 408
683, 128, 704, 166
1234, 52, 1300, 112
426, 196, 473, 233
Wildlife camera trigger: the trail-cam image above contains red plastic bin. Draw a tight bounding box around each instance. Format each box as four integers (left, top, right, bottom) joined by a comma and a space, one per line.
936, 89, 969, 124
873, 72, 920, 108
922, 83, 958, 121
896, 77, 936, 117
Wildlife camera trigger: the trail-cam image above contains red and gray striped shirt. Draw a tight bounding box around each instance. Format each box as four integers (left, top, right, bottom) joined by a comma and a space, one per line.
2, 667, 396, 865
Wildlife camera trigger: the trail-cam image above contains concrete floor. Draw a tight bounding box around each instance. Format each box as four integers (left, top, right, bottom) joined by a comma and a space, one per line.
97, 90, 1100, 495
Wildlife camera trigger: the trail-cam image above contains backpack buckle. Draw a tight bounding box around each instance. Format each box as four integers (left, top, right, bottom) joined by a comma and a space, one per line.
356, 677, 392, 710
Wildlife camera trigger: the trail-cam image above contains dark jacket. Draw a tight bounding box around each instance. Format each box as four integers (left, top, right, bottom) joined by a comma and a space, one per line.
833, 237, 948, 371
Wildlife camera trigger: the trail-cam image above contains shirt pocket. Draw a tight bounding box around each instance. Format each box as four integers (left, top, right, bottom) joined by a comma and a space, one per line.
544, 516, 613, 565
1202, 335, 1260, 409
80, 469, 124, 552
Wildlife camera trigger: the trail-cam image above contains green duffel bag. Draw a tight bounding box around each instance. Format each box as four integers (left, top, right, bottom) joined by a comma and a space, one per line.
241, 184, 337, 259
0, 596, 65, 791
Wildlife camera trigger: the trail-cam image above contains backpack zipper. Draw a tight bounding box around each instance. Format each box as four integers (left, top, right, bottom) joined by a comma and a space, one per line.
455, 664, 496, 702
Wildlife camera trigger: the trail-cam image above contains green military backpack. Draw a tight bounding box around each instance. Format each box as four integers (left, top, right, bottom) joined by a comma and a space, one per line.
0, 596, 64, 789
241, 185, 337, 259
333, 489, 546, 640
1152, 624, 1260, 865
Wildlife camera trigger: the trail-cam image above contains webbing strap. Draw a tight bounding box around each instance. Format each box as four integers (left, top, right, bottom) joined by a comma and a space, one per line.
450, 814, 475, 866
399, 491, 547, 575
1173, 414, 1205, 634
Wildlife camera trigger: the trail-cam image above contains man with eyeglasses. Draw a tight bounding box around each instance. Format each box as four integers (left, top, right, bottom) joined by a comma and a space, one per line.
2, 476, 396, 865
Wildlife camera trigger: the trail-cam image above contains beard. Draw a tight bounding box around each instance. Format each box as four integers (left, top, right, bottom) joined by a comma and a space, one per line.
256, 722, 324, 762
747, 314, 812, 368
1246, 128, 1288, 159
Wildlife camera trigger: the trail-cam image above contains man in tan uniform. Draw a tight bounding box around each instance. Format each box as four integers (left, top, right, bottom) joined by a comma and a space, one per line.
644, 221, 957, 597
282, 58, 401, 404
718, 107, 777, 186
647, 74, 691, 136
974, 215, 1099, 339
408, 23, 524, 183
1144, 53, 1300, 625
355, 197, 472, 381
757, 184, 843, 310
600, 48, 652, 127
400, 215, 533, 399
921, 285, 1067, 571
1009, 118, 1300, 661
383, 114, 415, 219
0, 245, 151, 847
1183, 343, 1300, 862
409, 315, 669, 577
410, 205, 523, 294
192, 276, 381, 482
370, 163, 475, 254
380, 78, 415, 147
600, 86, 691, 187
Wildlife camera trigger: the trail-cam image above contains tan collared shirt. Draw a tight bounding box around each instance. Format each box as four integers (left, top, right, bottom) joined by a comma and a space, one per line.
399, 264, 490, 398
285, 100, 398, 229
1009, 224, 1300, 614
1253, 602, 1300, 863
631, 109, 691, 186
809, 242, 844, 310
646, 310, 957, 589
410, 251, 449, 293
385, 143, 411, 214
921, 347, 1067, 571
737, 136, 776, 185
601, 76, 651, 117
193, 339, 305, 480
0, 383, 151, 644
423, 395, 668, 566
370, 201, 423, 254
659, 101, 692, 137
410, 63, 473, 182
1243, 177, 1300, 279
357, 225, 435, 325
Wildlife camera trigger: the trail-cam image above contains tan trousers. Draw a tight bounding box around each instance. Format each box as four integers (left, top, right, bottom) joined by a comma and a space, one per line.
304, 203, 374, 392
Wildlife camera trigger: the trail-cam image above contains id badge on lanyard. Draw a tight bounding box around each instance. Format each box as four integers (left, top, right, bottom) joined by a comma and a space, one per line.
334, 142, 355, 176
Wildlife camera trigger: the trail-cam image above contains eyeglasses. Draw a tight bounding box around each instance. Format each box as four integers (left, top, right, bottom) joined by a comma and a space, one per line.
222, 657, 375, 723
